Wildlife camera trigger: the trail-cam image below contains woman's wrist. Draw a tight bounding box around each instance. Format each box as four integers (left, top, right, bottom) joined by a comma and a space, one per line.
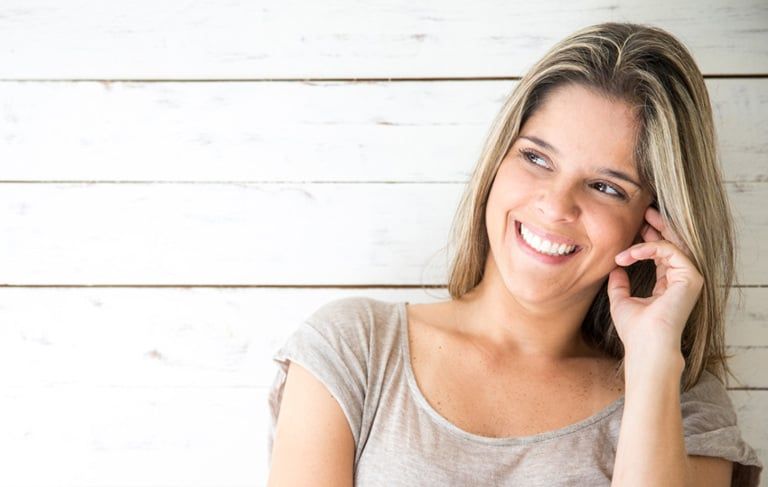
623, 346, 685, 382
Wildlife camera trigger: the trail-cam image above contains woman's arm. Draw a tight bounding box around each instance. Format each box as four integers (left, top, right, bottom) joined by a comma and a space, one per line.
612, 349, 688, 486
612, 350, 732, 486
608, 207, 732, 486
267, 361, 355, 486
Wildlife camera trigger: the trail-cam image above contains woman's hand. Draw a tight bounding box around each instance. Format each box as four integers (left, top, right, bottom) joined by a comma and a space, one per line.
606, 206, 703, 358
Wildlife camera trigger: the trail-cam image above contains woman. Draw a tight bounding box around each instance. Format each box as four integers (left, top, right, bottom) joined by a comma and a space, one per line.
267, 22, 763, 485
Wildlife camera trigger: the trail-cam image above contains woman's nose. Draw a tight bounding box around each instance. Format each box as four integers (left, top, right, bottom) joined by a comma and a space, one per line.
534, 183, 580, 222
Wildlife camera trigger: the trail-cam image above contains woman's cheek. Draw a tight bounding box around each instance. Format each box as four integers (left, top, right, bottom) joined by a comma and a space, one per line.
590, 210, 639, 253
504, 164, 538, 198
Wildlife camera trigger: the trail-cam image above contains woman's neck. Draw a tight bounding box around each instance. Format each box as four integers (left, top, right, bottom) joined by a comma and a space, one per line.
453, 259, 605, 363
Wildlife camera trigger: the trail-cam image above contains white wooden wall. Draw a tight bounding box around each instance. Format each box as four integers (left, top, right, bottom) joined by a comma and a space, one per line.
0, 1, 766, 485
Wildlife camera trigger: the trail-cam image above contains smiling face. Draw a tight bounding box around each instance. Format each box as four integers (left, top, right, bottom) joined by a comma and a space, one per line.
485, 82, 654, 306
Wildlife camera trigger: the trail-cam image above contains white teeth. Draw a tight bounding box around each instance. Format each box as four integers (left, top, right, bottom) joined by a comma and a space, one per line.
520, 223, 577, 256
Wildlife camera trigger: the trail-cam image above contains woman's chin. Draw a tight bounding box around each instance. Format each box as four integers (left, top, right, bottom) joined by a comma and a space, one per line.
502, 279, 566, 305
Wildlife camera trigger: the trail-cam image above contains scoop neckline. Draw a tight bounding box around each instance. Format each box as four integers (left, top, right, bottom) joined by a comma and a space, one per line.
397, 300, 626, 446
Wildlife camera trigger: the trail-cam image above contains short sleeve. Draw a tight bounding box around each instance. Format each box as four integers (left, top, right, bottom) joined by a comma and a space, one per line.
680, 370, 763, 486
266, 297, 373, 466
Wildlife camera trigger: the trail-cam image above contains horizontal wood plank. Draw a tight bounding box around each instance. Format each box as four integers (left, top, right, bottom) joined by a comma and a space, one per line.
0, 79, 765, 182
0, 182, 765, 284
0, 386, 267, 487
0, 0, 766, 78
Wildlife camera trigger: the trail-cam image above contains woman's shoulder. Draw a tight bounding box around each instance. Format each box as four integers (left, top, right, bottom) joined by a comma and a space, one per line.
304, 295, 402, 343
680, 369, 735, 411
678, 369, 764, 484
307, 295, 399, 324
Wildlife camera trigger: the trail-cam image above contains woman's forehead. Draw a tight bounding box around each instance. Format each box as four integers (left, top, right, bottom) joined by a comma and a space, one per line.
518, 85, 641, 171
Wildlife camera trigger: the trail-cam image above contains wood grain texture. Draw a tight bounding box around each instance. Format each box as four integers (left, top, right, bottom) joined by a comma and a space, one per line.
0, 79, 766, 182
0, 386, 266, 487
0, 0, 766, 78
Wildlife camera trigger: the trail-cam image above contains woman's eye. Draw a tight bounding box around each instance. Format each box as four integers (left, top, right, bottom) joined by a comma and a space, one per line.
519, 149, 549, 169
592, 181, 627, 199
517, 147, 628, 200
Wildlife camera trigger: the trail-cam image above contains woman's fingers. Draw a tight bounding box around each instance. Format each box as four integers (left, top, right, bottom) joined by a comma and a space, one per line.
652, 274, 668, 297
644, 205, 666, 231
640, 222, 662, 242
644, 206, 691, 258
616, 240, 679, 266
615, 241, 703, 289
607, 266, 631, 302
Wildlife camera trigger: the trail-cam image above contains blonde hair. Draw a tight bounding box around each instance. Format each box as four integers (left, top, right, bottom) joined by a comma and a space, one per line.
445, 22, 737, 391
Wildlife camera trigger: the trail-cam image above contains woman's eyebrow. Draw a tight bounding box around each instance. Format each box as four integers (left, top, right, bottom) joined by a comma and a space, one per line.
519, 135, 559, 155
595, 167, 641, 188
518, 134, 641, 188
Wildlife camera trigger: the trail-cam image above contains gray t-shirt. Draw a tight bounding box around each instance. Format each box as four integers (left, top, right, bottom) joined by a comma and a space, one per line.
267, 296, 763, 486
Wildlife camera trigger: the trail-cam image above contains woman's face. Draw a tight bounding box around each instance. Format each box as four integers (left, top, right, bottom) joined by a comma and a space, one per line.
485, 83, 654, 305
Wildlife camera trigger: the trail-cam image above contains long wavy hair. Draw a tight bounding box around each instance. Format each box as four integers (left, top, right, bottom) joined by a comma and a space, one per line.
445, 22, 738, 391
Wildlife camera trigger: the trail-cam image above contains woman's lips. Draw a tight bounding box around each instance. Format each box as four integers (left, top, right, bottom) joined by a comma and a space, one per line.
517, 220, 580, 247
513, 220, 582, 264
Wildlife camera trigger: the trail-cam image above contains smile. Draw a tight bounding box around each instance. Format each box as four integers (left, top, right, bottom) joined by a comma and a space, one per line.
520, 223, 577, 255
514, 220, 583, 263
